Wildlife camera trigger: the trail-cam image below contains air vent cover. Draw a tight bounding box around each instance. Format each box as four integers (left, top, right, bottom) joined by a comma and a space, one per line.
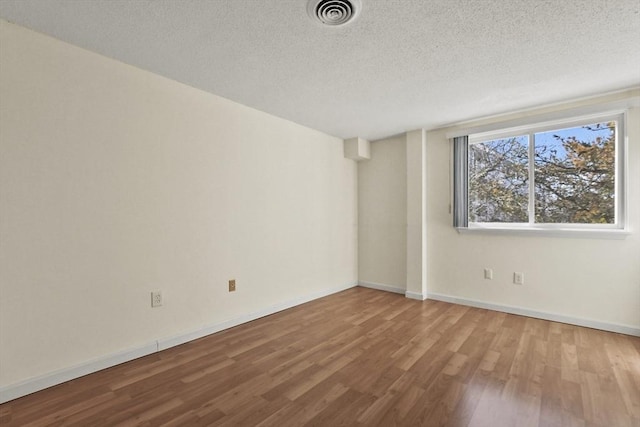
307, 0, 362, 26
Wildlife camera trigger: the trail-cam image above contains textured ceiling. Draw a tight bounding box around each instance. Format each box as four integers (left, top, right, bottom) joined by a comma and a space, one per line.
1, 0, 639, 140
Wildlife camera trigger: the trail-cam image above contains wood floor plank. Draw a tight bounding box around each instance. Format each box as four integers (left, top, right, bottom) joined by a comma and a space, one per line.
2, 287, 639, 426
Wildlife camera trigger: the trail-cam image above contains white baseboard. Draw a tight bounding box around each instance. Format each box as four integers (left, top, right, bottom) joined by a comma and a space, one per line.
158, 281, 358, 350
0, 342, 158, 404
405, 290, 427, 300
0, 281, 358, 404
358, 280, 405, 295
427, 292, 640, 337
357, 281, 426, 301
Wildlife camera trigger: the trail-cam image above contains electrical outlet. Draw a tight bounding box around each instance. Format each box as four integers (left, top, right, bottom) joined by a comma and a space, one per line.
228, 279, 236, 292
484, 268, 493, 280
513, 272, 524, 285
151, 291, 162, 307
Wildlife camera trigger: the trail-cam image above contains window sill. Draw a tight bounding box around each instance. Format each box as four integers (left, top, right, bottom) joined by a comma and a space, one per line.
456, 226, 631, 240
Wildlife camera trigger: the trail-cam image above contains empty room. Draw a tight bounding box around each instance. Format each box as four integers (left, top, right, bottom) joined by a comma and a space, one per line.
0, 0, 639, 426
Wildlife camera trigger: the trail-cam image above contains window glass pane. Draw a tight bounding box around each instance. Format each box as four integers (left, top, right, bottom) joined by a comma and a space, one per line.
469, 136, 529, 223
534, 122, 615, 224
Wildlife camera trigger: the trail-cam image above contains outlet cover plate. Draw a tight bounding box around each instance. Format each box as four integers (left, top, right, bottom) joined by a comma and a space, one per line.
151, 291, 162, 307
513, 272, 524, 285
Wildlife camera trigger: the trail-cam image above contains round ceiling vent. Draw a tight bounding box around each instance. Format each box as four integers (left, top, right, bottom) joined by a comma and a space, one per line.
307, 0, 362, 26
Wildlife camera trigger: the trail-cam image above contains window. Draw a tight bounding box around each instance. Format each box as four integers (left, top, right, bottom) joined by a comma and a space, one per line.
453, 112, 627, 237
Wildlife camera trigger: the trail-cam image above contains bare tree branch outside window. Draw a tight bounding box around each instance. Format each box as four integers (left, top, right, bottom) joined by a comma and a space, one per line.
468, 122, 615, 224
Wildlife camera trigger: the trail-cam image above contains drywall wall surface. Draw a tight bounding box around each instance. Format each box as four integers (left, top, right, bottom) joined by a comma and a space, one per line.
405, 130, 427, 299
425, 99, 640, 329
358, 135, 407, 289
0, 20, 357, 388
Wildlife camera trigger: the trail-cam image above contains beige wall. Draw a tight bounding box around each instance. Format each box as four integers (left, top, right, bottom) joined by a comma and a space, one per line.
0, 20, 357, 389
358, 135, 406, 289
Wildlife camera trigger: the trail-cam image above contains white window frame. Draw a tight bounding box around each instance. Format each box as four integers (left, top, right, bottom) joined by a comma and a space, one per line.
459, 110, 629, 239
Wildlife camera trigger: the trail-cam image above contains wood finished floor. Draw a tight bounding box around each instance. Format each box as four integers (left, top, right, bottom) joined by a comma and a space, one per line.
1, 287, 639, 426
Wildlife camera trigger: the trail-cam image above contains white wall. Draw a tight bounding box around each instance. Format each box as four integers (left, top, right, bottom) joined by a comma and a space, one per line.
0, 20, 357, 391
405, 130, 427, 299
360, 91, 640, 332
358, 135, 406, 290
